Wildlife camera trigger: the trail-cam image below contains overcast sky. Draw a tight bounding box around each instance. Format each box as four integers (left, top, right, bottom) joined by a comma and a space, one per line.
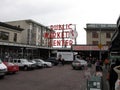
0, 0, 120, 44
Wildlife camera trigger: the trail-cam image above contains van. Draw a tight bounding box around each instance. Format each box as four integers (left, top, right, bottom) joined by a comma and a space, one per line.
0, 59, 7, 78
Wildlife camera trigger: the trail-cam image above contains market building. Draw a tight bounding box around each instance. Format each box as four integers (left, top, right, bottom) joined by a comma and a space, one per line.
0, 19, 118, 61
0, 20, 53, 60
72, 24, 117, 60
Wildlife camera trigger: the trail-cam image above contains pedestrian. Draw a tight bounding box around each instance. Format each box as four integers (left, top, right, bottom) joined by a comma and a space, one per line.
109, 59, 118, 90
113, 59, 120, 90
58, 54, 64, 66
95, 60, 100, 72
99, 60, 103, 71
84, 66, 91, 80
104, 58, 109, 70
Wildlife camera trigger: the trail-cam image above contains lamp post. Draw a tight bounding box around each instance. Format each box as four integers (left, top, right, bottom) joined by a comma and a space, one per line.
98, 25, 102, 60
74, 24, 77, 45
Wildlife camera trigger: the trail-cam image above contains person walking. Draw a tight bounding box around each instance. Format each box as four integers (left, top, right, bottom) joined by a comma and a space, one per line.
104, 58, 109, 70
109, 59, 118, 90
58, 54, 64, 66
95, 60, 100, 72
113, 59, 120, 90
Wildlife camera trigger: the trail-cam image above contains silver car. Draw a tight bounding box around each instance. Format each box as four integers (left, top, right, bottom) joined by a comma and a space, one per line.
33, 59, 52, 68
72, 59, 88, 70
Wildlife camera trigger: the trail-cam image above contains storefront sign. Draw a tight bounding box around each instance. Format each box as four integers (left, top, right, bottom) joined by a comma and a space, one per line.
72, 45, 108, 51
44, 24, 78, 46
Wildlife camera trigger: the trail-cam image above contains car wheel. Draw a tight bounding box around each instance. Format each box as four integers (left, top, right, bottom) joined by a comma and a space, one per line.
24, 66, 28, 70
44, 64, 47, 68
51, 63, 55, 66
0, 75, 5, 79
72, 66, 76, 70
12, 72, 16, 74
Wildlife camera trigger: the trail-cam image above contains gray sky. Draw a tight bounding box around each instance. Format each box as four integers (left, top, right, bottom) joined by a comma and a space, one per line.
0, 0, 120, 44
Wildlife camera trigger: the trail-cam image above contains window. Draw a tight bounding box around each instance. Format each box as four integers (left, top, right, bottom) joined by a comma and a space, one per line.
18, 60, 21, 63
92, 41, 98, 45
92, 32, 98, 38
106, 41, 111, 45
106, 32, 111, 38
14, 33, 17, 42
0, 31, 9, 40
14, 60, 17, 63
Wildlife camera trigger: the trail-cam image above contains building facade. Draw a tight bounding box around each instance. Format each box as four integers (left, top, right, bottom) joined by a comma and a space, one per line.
0, 20, 53, 60
6, 19, 51, 47
0, 22, 23, 43
84, 24, 117, 46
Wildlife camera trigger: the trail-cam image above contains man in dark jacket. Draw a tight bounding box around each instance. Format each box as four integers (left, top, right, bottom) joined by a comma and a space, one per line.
109, 59, 118, 90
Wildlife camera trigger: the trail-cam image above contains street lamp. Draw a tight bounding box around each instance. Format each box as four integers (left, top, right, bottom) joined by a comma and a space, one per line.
98, 25, 102, 60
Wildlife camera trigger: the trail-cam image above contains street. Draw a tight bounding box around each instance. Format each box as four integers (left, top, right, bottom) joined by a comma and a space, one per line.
0, 65, 93, 90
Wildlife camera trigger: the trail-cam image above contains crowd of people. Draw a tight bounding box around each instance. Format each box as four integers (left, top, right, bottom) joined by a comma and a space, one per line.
84, 57, 120, 90
108, 59, 120, 90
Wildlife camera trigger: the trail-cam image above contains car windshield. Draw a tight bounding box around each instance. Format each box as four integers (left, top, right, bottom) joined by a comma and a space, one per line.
73, 60, 80, 63
22, 59, 28, 63
0, 59, 2, 64
39, 60, 45, 63
34, 59, 42, 62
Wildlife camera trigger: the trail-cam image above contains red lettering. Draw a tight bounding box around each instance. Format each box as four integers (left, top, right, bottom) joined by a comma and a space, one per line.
50, 32, 56, 38
44, 32, 49, 38
57, 40, 61, 46
59, 24, 64, 30
50, 25, 53, 30
68, 24, 72, 30
61, 32, 64, 38
69, 40, 73, 45
56, 32, 60, 38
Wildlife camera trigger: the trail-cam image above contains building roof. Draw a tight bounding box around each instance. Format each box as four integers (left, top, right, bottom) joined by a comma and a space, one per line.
6, 19, 51, 31
0, 22, 24, 31
117, 16, 120, 29
25, 19, 51, 31
110, 16, 120, 51
84, 23, 117, 31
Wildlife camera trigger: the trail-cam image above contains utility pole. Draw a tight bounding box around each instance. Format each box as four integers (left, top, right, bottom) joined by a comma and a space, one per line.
99, 25, 102, 60
74, 24, 77, 45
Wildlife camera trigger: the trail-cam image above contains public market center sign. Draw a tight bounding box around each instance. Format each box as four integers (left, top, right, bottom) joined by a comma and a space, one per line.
44, 24, 78, 46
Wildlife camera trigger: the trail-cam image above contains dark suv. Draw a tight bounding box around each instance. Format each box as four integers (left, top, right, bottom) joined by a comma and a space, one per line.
46, 57, 59, 65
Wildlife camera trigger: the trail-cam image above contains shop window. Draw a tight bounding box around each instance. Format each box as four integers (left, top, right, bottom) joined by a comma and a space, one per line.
106, 41, 111, 46
92, 41, 98, 45
0, 31, 9, 40
106, 32, 111, 38
92, 32, 98, 38
14, 33, 17, 42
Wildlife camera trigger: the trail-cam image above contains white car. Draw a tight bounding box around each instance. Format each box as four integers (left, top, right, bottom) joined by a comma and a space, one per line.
9, 59, 36, 70
30, 60, 43, 68
33, 59, 52, 68
0, 59, 7, 78
72, 59, 88, 70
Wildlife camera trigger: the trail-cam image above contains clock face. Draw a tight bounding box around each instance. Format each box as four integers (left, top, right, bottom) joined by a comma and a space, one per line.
69, 30, 78, 39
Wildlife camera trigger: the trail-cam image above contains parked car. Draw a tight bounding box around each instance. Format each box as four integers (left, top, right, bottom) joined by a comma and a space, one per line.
9, 59, 36, 70
3, 61, 19, 74
29, 60, 43, 68
0, 59, 7, 78
33, 59, 52, 68
72, 59, 88, 70
46, 57, 59, 65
